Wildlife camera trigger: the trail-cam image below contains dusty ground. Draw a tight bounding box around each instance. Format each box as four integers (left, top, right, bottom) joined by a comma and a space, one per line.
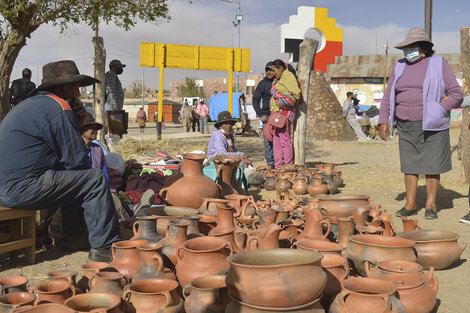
2, 128, 469, 312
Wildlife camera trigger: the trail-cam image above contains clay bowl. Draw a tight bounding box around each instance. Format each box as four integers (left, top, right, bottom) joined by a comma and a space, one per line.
397, 230, 467, 270
226, 248, 327, 308
8, 303, 77, 312
0, 276, 28, 294
64, 292, 122, 313
145, 206, 198, 236
293, 239, 344, 255
314, 195, 371, 218
347, 234, 416, 276
0, 292, 36, 310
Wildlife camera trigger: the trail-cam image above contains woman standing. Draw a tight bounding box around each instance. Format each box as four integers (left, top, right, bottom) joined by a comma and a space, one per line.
378, 28, 463, 220
197, 99, 210, 134
270, 59, 301, 169
136, 107, 147, 134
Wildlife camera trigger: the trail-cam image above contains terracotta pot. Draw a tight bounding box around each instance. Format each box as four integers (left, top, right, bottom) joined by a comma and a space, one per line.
47, 270, 78, 287
88, 271, 129, 298
336, 217, 355, 251
64, 292, 123, 313
183, 275, 229, 313
175, 236, 232, 287
213, 154, 244, 197
225, 195, 256, 218
159, 153, 220, 209
332, 170, 344, 186
226, 248, 327, 308
145, 206, 198, 236
182, 215, 204, 239
225, 296, 325, 313
292, 177, 308, 195
315, 195, 372, 218
234, 228, 248, 250
199, 198, 229, 214
400, 217, 421, 232
320, 253, 349, 310
210, 228, 244, 253
248, 171, 265, 189
131, 215, 162, 242
160, 219, 189, 269
347, 234, 416, 276
0, 276, 28, 294
0, 292, 36, 312
275, 177, 291, 194
246, 224, 281, 250
284, 164, 298, 172
77, 262, 109, 292
297, 207, 330, 241
31, 280, 75, 305
132, 242, 176, 282
307, 177, 328, 197
209, 203, 235, 235
123, 278, 180, 313
293, 239, 344, 255
330, 277, 406, 313
379, 273, 438, 313
9, 303, 77, 313
264, 172, 277, 191
364, 260, 435, 283
256, 207, 279, 231
322, 174, 338, 194
110, 239, 147, 277
397, 230, 467, 270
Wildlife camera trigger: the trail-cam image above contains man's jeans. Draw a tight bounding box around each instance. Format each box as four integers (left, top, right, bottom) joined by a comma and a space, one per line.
0, 168, 121, 249
264, 136, 274, 166
199, 116, 209, 133
155, 121, 162, 139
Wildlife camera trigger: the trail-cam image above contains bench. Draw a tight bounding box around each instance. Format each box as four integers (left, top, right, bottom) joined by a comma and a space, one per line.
0, 206, 36, 264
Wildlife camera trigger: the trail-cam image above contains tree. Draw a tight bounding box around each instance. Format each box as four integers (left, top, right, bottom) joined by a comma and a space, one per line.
124, 80, 146, 98
0, 0, 170, 121
177, 77, 204, 98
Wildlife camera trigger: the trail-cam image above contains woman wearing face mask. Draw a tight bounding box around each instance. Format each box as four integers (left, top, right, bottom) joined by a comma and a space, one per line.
378, 27, 463, 220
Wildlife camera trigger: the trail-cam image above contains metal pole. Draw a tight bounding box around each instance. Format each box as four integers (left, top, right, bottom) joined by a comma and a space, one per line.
141, 67, 145, 107
425, 0, 432, 40
236, 2, 240, 93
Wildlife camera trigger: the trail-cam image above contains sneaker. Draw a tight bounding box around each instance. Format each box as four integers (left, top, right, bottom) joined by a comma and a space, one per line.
133, 189, 155, 217
424, 208, 438, 220
87, 248, 113, 263
459, 212, 470, 224
358, 137, 371, 142
395, 207, 420, 217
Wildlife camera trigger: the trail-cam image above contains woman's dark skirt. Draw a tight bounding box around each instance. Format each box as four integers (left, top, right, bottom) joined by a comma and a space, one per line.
397, 119, 451, 175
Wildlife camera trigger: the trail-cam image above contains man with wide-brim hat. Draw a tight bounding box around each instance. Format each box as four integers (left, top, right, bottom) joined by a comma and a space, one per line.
0, 60, 122, 262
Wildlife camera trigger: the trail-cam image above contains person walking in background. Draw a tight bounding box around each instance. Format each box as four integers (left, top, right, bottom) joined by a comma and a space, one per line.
191, 104, 200, 132
197, 99, 210, 134
253, 61, 275, 169
181, 100, 192, 132
136, 107, 146, 134
9, 68, 36, 108
343, 92, 370, 141
154, 107, 162, 140
378, 27, 463, 220
105, 59, 126, 111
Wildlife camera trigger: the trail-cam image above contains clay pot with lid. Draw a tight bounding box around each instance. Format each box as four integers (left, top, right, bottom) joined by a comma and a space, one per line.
159, 219, 189, 269
145, 206, 198, 236
159, 153, 220, 209
320, 253, 350, 310
293, 239, 344, 255
30, 280, 75, 305
132, 242, 176, 282
123, 278, 180, 313
64, 292, 123, 313
0, 276, 28, 294
225, 296, 325, 313
77, 262, 109, 292
226, 248, 327, 308
315, 195, 372, 218
246, 224, 281, 250
347, 234, 416, 276
292, 177, 308, 195
110, 239, 147, 277
88, 271, 128, 298
183, 275, 229, 313
379, 273, 438, 313
365, 260, 435, 283
131, 215, 162, 242
397, 230, 467, 270
0, 292, 36, 312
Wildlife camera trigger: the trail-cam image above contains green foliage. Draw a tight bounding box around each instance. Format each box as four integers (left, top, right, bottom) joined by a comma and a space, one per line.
177, 77, 204, 98
125, 80, 146, 98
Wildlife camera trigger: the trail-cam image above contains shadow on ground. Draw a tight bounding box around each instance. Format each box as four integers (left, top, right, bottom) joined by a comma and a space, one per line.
395, 185, 466, 210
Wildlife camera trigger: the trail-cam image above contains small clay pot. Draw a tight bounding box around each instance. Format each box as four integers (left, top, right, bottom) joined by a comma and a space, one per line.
64, 292, 123, 313
297, 207, 331, 241
110, 239, 147, 277
246, 224, 281, 251
160, 219, 189, 269
47, 270, 78, 287
183, 215, 205, 239
88, 271, 129, 298
77, 262, 109, 292
209, 203, 235, 235
400, 217, 421, 232
183, 275, 229, 313
145, 206, 198, 236
275, 177, 292, 194
307, 177, 328, 197
131, 215, 163, 242
0, 276, 28, 294
264, 172, 277, 191
123, 278, 180, 313
31, 280, 75, 305
0, 292, 36, 312
292, 177, 308, 195
132, 242, 176, 282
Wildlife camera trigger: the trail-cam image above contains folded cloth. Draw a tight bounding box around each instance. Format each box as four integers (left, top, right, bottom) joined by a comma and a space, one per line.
126, 172, 166, 193
125, 190, 164, 205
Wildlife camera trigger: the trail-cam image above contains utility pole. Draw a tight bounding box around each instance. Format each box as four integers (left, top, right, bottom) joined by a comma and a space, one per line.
222, 0, 242, 93
383, 41, 389, 92
141, 67, 145, 107
425, 0, 432, 40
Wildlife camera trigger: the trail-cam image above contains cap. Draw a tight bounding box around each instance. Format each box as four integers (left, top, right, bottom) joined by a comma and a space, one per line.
109, 59, 126, 68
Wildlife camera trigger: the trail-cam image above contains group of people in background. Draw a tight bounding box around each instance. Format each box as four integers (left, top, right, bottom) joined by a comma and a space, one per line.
179, 99, 210, 134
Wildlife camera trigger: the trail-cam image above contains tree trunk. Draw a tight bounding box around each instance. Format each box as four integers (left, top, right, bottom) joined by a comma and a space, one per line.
461, 27, 470, 183
93, 36, 107, 142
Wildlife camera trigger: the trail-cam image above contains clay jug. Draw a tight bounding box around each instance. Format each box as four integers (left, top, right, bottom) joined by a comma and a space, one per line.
110, 239, 147, 277
337, 217, 355, 250
321, 253, 350, 310
401, 216, 421, 232
31, 280, 75, 305
64, 293, 123, 313
297, 207, 331, 241
47, 270, 78, 288
76, 262, 109, 292
209, 203, 235, 234
199, 198, 229, 214
123, 278, 180, 313
275, 176, 291, 193
213, 154, 244, 197
0, 292, 36, 312
175, 236, 233, 287
307, 177, 328, 197
264, 172, 277, 191
183, 275, 229, 313
159, 153, 220, 209
183, 215, 205, 239
0, 276, 28, 294
131, 215, 162, 242
132, 242, 176, 282
292, 177, 308, 195
159, 219, 189, 269
246, 224, 282, 250
88, 271, 128, 298
256, 207, 279, 231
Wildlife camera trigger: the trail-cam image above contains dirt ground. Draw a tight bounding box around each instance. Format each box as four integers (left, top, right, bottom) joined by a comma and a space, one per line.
2, 127, 469, 312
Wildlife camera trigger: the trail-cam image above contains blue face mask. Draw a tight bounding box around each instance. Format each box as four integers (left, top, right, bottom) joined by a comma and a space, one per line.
403, 47, 422, 62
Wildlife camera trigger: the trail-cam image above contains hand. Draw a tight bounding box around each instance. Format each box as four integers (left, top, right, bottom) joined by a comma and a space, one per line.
440, 95, 448, 103
378, 124, 390, 141
260, 115, 269, 123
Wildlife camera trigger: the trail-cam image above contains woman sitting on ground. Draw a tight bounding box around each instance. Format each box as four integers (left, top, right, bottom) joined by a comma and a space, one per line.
81, 113, 109, 182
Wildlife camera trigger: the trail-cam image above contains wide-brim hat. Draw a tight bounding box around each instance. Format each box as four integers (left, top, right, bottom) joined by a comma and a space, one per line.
214, 110, 237, 128
81, 113, 103, 131
36, 60, 100, 91
395, 27, 434, 49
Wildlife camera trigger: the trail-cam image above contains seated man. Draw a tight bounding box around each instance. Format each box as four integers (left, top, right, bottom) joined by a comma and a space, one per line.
0, 60, 121, 262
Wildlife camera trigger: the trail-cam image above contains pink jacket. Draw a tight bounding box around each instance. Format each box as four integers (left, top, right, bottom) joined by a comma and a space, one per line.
197, 103, 209, 117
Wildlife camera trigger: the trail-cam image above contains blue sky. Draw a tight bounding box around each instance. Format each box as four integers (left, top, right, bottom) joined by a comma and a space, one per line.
10, 0, 470, 90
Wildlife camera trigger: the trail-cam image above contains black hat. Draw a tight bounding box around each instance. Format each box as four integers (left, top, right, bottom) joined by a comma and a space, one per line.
109, 59, 126, 69
37, 60, 100, 91
214, 111, 237, 128
81, 113, 103, 131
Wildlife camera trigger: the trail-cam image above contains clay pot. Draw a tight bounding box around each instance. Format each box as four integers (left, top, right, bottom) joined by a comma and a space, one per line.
47, 270, 78, 287
183, 215, 204, 239
0, 292, 36, 312
332, 170, 344, 186
88, 271, 128, 298
110, 239, 147, 277
264, 172, 277, 191
76, 262, 109, 292
256, 207, 279, 231
347, 234, 416, 276
145, 206, 198, 236
284, 164, 298, 172
364, 260, 435, 283
234, 228, 248, 250
209, 203, 235, 234
225, 195, 256, 218
132, 242, 176, 282
322, 174, 338, 194
175, 236, 233, 287
213, 154, 244, 197
400, 217, 421, 232
226, 248, 327, 308
183, 275, 229, 313
320, 253, 350, 310
397, 230, 467, 270
315, 195, 372, 218
292, 177, 308, 195
199, 198, 229, 214
160, 219, 189, 269
9, 303, 77, 313
246, 224, 281, 250
330, 277, 406, 313
336, 217, 355, 250
131, 215, 163, 242
225, 296, 325, 313
159, 153, 220, 209
307, 177, 328, 197
297, 207, 331, 241
0, 276, 28, 295
248, 171, 265, 190
379, 274, 438, 313
209, 228, 244, 253
293, 239, 344, 255
64, 292, 123, 313
123, 278, 180, 313
31, 280, 75, 305
275, 176, 291, 194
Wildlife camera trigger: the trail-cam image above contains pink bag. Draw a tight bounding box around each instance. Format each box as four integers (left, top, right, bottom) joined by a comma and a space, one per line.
268, 111, 287, 128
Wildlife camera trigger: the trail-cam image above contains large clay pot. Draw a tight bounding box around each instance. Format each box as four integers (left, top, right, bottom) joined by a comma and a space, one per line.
47, 270, 78, 288
214, 154, 244, 197
64, 292, 123, 313
76, 262, 109, 292
145, 206, 198, 237
246, 224, 281, 250
131, 215, 163, 242
88, 271, 129, 298
297, 207, 330, 241
336, 217, 355, 250
159, 153, 220, 209
292, 177, 308, 195
379, 273, 438, 313
314, 195, 372, 218
0, 276, 28, 294
132, 242, 176, 282
364, 260, 435, 283
123, 278, 180, 313
320, 253, 349, 310
347, 234, 416, 276
397, 230, 467, 270
209, 203, 235, 234
0, 292, 36, 312
225, 296, 325, 313
110, 239, 147, 277
176, 236, 233, 287
293, 239, 344, 255
183, 275, 229, 313
160, 219, 189, 269
199, 198, 229, 214
31, 280, 75, 305
307, 177, 328, 197
264, 172, 277, 191
226, 248, 327, 308
8, 303, 77, 313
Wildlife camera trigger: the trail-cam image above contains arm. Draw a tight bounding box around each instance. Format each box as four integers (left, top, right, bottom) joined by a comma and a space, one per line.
252, 82, 263, 117
342, 100, 351, 117
440, 58, 463, 111
207, 131, 243, 158
378, 64, 396, 124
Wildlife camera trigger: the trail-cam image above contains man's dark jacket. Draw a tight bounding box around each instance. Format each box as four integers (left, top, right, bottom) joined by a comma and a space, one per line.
9, 78, 36, 107
252, 76, 273, 118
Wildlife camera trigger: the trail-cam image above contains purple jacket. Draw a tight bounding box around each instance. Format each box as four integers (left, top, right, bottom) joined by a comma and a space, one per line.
207, 130, 244, 158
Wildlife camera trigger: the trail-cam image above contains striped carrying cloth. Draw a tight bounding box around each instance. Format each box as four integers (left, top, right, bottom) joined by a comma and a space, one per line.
271, 80, 297, 122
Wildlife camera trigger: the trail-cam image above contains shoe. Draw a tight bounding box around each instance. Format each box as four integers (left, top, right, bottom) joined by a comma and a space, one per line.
459, 212, 470, 224
267, 164, 275, 170
424, 208, 438, 220
60, 233, 90, 252
133, 189, 155, 217
395, 207, 420, 217
87, 248, 113, 263
358, 137, 371, 142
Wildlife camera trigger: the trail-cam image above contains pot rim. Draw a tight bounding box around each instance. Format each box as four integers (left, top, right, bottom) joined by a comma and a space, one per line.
0, 292, 37, 305
349, 234, 415, 248
112, 239, 147, 249
137, 242, 164, 251
228, 292, 322, 311
190, 275, 227, 290
64, 292, 121, 308
183, 236, 229, 253
0, 276, 28, 285
182, 152, 206, 160
397, 230, 460, 243
378, 273, 425, 290
342, 277, 396, 296
377, 260, 423, 273
128, 278, 179, 294
295, 239, 343, 252
228, 248, 323, 269
314, 194, 370, 201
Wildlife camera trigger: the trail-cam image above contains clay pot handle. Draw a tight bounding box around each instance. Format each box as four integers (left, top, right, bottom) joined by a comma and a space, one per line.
176, 247, 185, 263
379, 294, 392, 311
321, 219, 331, 239
133, 221, 140, 236
364, 260, 380, 278
336, 290, 351, 308
246, 236, 258, 251
182, 285, 191, 300
69, 285, 76, 296
152, 253, 164, 272
111, 244, 117, 260
123, 289, 132, 302
121, 274, 130, 288
460, 242, 467, 253
88, 273, 97, 290
160, 291, 172, 308
159, 187, 169, 201
429, 277, 439, 296
224, 241, 234, 256
340, 261, 351, 281
426, 266, 435, 282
